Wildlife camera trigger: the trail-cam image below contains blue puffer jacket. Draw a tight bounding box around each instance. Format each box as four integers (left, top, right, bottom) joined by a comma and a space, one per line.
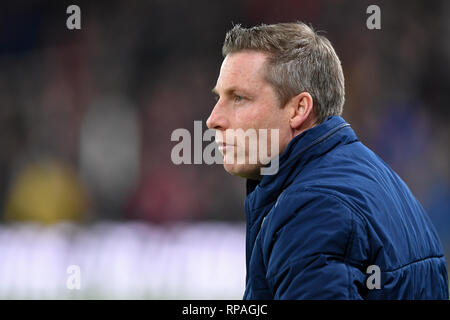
243, 116, 448, 299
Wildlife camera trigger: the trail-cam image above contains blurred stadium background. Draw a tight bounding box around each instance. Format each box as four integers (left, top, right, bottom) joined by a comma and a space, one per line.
0, 0, 448, 299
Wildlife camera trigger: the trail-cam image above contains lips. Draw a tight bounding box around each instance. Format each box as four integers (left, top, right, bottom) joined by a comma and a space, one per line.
216, 142, 234, 153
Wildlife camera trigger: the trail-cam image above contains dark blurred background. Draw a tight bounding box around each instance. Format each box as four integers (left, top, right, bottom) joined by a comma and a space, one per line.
0, 0, 448, 298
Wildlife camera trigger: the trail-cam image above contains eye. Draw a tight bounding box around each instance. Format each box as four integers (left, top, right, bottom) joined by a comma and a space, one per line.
234, 95, 244, 103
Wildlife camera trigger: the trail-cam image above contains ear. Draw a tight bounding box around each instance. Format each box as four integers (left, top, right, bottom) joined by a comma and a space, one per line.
289, 92, 314, 130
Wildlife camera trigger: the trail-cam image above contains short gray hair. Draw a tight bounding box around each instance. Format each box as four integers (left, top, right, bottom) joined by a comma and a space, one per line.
222, 22, 345, 123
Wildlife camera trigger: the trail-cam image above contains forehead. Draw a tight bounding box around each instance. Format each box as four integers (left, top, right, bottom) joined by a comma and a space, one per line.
215, 51, 269, 92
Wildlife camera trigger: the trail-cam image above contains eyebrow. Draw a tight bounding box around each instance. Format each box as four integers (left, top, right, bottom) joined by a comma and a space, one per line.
211, 86, 250, 97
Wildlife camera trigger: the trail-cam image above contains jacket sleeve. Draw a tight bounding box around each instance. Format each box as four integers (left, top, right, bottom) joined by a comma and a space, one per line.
264, 190, 367, 299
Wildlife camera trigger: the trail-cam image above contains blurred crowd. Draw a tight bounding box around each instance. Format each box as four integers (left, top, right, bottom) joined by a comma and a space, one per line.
0, 1, 448, 251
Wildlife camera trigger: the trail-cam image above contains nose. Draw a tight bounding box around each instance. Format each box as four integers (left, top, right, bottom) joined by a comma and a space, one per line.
206, 102, 228, 130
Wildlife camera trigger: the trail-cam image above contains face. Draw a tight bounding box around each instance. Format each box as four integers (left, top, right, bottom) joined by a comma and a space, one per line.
206, 51, 293, 179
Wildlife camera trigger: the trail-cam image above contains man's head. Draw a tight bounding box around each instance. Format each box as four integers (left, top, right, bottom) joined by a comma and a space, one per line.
206, 22, 345, 180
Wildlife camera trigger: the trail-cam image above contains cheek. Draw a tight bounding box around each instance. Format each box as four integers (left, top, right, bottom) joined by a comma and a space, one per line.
233, 97, 289, 134
238, 100, 278, 127
234, 107, 259, 130
259, 110, 291, 154
277, 126, 292, 152
262, 108, 289, 131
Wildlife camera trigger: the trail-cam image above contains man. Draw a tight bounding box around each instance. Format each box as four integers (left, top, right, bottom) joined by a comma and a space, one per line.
206, 22, 449, 299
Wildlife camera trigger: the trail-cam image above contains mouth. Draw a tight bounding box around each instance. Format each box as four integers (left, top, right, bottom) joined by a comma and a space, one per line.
216, 142, 234, 153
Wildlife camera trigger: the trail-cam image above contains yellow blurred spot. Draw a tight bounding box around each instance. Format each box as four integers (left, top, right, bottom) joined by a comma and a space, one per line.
5, 160, 88, 224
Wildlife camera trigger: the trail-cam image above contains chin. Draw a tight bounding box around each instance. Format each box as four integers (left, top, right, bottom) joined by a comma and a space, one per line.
223, 163, 261, 180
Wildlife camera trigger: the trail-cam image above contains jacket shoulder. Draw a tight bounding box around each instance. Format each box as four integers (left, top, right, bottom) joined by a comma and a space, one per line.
262, 187, 368, 272
260, 188, 369, 298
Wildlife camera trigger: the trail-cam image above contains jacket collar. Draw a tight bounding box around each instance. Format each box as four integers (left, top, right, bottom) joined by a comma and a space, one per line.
245, 116, 357, 222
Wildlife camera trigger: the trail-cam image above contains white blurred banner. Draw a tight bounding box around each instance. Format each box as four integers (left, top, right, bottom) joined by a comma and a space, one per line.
0, 222, 246, 299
